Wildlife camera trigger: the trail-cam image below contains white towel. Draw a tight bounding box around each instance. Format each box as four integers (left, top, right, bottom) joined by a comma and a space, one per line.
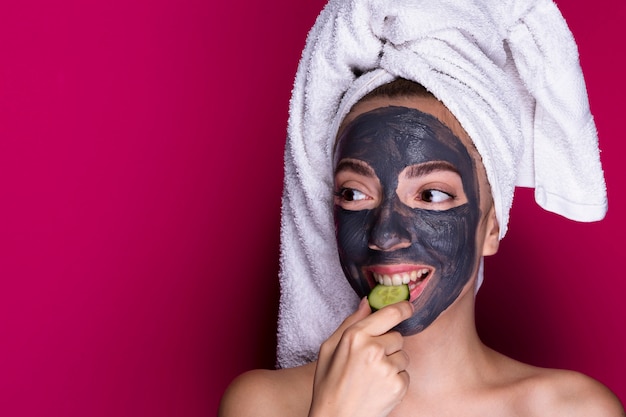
276, 0, 607, 369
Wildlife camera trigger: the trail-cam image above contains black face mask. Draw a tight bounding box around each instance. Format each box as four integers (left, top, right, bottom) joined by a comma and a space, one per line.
334, 106, 482, 335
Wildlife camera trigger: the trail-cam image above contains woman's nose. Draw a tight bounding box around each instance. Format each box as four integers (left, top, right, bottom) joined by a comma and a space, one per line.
368, 204, 412, 251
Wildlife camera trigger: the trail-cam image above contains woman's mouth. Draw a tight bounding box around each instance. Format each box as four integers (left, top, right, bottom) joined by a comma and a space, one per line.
367, 267, 433, 302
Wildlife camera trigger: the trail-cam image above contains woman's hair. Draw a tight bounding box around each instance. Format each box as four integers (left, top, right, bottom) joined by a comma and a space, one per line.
360, 78, 433, 102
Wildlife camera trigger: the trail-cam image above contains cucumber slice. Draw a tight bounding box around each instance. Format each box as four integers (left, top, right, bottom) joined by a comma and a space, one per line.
368, 284, 410, 310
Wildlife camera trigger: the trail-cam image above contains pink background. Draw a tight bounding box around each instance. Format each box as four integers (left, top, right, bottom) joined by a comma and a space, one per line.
0, 0, 623, 415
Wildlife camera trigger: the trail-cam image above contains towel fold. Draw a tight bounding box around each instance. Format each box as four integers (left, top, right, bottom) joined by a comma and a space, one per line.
276, 0, 607, 369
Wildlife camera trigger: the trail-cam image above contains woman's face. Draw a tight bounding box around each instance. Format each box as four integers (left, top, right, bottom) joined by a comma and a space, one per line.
333, 97, 496, 335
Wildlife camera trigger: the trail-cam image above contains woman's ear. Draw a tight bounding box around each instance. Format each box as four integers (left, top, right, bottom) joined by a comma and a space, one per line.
481, 205, 500, 256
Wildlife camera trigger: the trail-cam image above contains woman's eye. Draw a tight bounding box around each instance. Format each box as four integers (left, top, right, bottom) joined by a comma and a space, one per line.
420, 189, 453, 203
337, 188, 368, 202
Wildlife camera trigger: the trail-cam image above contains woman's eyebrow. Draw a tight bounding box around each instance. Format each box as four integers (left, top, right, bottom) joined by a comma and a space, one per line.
405, 161, 459, 178
334, 159, 376, 177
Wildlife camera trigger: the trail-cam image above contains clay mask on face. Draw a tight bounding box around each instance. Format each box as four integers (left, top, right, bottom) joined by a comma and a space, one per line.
333, 106, 482, 335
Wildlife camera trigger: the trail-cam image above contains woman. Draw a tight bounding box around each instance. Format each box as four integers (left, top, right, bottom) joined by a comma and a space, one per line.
221, 0, 624, 414
218, 79, 623, 416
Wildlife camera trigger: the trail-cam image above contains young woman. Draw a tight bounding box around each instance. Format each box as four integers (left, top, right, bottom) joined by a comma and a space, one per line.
219, 80, 624, 417
221, 0, 624, 414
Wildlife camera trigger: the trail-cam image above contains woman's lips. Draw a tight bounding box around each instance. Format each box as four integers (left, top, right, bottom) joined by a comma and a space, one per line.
364, 265, 433, 302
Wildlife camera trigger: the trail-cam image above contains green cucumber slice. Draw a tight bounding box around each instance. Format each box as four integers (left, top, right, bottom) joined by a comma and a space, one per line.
368, 284, 410, 311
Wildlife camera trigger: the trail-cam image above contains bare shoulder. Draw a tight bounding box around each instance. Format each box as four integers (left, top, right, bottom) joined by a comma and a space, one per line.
519, 367, 625, 417
218, 362, 316, 417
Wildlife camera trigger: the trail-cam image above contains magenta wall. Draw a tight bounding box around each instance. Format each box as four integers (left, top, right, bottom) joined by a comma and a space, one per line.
0, 1, 623, 415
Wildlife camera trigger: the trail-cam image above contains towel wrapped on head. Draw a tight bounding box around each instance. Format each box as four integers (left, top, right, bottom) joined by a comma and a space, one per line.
277, 0, 607, 369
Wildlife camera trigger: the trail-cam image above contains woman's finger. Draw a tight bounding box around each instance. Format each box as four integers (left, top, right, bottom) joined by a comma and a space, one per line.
375, 330, 404, 356
351, 300, 414, 337
386, 349, 410, 374
316, 297, 371, 377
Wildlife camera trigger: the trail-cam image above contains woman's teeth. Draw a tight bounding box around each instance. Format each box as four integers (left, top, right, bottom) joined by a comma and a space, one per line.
373, 269, 430, 286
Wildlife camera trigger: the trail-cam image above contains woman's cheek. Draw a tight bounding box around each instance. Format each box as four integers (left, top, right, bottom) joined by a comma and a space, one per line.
335, 208, 372, 261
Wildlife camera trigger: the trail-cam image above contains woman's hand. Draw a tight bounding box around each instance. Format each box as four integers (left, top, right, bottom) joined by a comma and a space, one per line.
308, 297, 414, 417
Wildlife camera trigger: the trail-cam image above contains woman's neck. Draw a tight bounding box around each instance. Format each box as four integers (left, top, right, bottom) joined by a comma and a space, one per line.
402, 287, 494, 394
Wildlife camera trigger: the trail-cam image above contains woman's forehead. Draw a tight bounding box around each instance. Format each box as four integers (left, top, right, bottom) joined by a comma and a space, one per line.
337, 106, 470, 168
345, 96, 469, 143
345, 96, 480, 159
